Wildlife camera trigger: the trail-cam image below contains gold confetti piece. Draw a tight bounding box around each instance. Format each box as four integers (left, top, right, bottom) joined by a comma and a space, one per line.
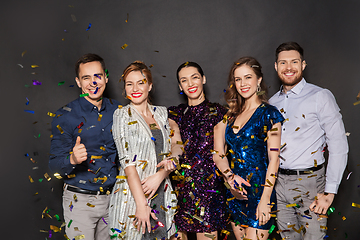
193, 215, 203, 222
283, 118, 289, 122
224, 182, 231, 189
250, 135, 254, 139
302, 114, 305, 119
293, 195, 301, 200
50, 225, 61, 232
54, 173, 62, 179
353, 100, 360, 106
74, 234, 85, 240
21, 50, 27, 57
342, 216, 346, 220
298, 178, 302, 181
242, 145, 248, 149
128, 121, 138, 125
78, 129, 82, 133
31, 65, 39, 68
287, 224, 295, 228
311, 150, 318, 154
200, 207, 205, 216
149, 64, 154, 68
227, 197, 236, 201
204, 233, 215, 239
357, 91, 360, 100
160, 205, 168, 212
29, 175, 34, 183
47, 112, 56, 117
91, 155, 102, 160
50, 134, 53, 138
292, 225, 304, 233
125, 13, 129, 22
229, 149, 235, 154
73, 194, 78, 201
210, 149, 219, 154
314, 159, 317, 167
206, 174, 214, 181
116, 175, 128, 179
176, 141, 183, 145
352, 202, 360, 208
270, 128, 278, 132
99, 146, 106, 151
97, 114, 102, 121
149, 123, 157, 129
286, 203, 297, 207
320, 225, 327, 230
307, 174, 317, 178
67, 174, 76, 178
263, 136, 268, 142
122, 189, 127, 195
169, 110, 178, 116
44, 173, 51, 181
142, 161, 148, 170
181, 164, 191, 169
57, 125, 64, 134
266, 179, 273, 186
295, 127, 300, 131
121, 44, 128, 49
195, 198, 201, 207
87, 203, 95, 207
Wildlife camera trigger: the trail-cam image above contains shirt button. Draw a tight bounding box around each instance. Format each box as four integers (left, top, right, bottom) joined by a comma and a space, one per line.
104, 144, 107, 147
106, 159, 108, 161
283, 128, 285, 131
102, 129, 105, 131
286, 96, 288, 98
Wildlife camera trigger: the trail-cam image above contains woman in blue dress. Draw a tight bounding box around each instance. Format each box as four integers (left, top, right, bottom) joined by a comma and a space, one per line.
213, 57, 284, 240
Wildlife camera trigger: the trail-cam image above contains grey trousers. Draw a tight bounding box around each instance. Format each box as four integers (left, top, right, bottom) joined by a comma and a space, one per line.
276, 167, 327, 240
63, 185, 111, 240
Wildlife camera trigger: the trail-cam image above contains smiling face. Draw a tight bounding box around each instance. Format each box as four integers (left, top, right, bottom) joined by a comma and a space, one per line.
234, 65, 262, 101
124, 71, 152, 105
75, 61, 108, 105
275, 50, 306, 90
178, 66, 206, 105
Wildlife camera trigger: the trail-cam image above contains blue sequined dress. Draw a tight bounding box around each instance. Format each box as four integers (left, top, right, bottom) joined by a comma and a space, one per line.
225, 103, 284, 230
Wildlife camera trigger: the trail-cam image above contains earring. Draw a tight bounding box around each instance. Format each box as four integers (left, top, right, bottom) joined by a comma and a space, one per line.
179, 90, 184, 95
256, 84, 262, 93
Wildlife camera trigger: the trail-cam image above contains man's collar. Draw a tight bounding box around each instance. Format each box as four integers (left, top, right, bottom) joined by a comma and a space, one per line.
79, 96, 106, 112
279, 78, 306, 96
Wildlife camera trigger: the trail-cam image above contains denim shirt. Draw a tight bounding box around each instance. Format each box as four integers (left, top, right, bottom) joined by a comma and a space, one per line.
49, 97, 121, 191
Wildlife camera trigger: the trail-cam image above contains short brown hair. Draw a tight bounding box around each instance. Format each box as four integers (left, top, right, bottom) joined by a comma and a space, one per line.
75, 53, 106, 78
275, 42, 304, 62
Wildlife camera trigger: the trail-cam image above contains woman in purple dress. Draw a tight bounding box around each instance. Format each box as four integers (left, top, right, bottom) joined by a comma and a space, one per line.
168, 62, 228, 240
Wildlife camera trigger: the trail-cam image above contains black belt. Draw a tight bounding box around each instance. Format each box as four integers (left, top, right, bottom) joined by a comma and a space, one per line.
66, 185, 112, 195
279, 163, 324, 175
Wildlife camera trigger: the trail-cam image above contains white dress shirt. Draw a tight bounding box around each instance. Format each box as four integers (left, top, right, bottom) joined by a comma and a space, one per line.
269, 78, 348, 193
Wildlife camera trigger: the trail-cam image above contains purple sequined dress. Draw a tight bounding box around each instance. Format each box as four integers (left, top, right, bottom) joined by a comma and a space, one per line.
168, 100, 228, 232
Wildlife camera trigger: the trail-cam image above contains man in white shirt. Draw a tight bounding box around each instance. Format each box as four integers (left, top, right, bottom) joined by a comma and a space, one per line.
269, 42, 348, 240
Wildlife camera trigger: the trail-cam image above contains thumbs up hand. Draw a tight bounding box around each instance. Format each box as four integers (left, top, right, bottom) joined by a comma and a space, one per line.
70, 136, 88, 165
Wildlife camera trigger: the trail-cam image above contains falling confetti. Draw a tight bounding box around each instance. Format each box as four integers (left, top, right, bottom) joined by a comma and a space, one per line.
86, 23, 92, 31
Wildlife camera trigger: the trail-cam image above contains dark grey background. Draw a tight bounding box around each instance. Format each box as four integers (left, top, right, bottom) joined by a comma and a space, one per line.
2, 0, 359, 239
